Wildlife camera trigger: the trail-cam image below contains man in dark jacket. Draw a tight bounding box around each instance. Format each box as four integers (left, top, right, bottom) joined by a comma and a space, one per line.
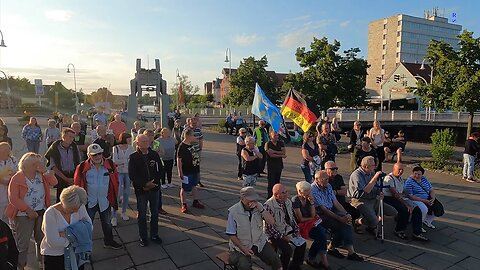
45, 128, 81, 202
0, 219, 18, 270
129, 134, 164, 247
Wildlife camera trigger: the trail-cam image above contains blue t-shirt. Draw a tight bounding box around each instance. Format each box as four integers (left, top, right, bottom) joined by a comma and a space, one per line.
404, 176, 432, 200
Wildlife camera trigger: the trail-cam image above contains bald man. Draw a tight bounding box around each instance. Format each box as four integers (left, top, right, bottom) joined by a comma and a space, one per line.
264, 184, 306, 270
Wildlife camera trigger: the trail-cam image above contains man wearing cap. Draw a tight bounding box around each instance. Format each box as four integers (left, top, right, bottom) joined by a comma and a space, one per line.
226, 187, 281, 270
236, 128, 248, 181
264, 184, 306, 270
74, 143, 122, 249
45, 128, 82, 202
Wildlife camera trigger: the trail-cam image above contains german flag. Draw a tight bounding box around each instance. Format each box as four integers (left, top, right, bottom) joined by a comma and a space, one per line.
281, 89, 318, 132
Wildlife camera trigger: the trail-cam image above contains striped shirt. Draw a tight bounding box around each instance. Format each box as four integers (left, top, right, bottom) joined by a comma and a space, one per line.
404, 176, 432, 200
311, 182, 336, 211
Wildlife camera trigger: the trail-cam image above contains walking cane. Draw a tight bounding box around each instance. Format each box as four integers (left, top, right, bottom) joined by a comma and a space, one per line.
375, 172, 389, 243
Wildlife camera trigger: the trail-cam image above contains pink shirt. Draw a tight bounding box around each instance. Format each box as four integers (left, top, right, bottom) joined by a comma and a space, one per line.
108, 121, 127, 140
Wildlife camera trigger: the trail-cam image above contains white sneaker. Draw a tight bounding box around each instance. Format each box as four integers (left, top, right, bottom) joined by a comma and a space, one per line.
111, 217, 118, 227
423, 221, 436, 229
121, 213, 129, 221
161, 184, 168, 189
421, 227, 427, 233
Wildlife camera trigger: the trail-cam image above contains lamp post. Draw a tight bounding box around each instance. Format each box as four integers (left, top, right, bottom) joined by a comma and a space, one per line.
420, 59, 434, 120
0, 70, 10, 110
0, 29, 6, 47
66, 63, 79, 113
224, 48, 231, 99
176, 68, 180, 111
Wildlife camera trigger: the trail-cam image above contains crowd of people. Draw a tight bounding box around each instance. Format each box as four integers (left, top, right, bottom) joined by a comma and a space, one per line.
0, 107, 205, 270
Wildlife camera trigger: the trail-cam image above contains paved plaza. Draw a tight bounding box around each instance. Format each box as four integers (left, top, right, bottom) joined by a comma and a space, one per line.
2, 117, 477, 270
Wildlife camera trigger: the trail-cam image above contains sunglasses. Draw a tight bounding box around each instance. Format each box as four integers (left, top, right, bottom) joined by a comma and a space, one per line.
327, 167, 338, 171
90, 153, 102, 157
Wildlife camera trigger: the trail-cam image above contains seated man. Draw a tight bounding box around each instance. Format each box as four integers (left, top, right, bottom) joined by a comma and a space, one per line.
324, 161, 362, 233
385, 130, 407, 162
384, 162, 428, 241
311, 170, 364, 261
226, 187, 282, 270
347, 156, 398, 236
264, 184, 306, 270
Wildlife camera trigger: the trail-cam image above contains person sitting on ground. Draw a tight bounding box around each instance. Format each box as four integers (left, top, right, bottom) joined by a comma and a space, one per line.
354, 137, 378, 169
240, 136, 263, 187
311, 170, 364, 261
264, 184, 306, 270
384, 163, 428, 241
347, 156, 398, 236
292, 181, 330, 269
225, 187, 282, 270
462, 132, 480, 183
40, 186, 92, 270
385, 130, 407, 162
225, 113, 235, 135
405, 166, 441, 229
324, 161, 362, 234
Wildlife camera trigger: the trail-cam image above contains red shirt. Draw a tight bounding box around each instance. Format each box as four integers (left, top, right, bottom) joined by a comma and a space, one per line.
108, 121, 127, 140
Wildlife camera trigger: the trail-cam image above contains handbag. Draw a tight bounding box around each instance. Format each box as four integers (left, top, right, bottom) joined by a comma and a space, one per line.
413, 180, 444, 217
298, 216, 322, 239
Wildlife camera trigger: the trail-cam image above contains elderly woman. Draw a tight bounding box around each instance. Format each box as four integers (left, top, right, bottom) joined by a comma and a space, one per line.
301, 131, 321, 183
311, 170, 363, 262
292, 181, 330, 269
0, 142, 17, 222
348, 121, 364, 172
240, 136, 263, 187
40, 185, 92, 270
5, 152, 58, 269
112, 133, 134, 224
405, 166, 441, 229
157, 128, 177, 189
22, 117, 43, 154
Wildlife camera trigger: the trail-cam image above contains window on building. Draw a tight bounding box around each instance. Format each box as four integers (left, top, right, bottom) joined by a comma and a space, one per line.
397, 32, 400, 37
384, 24, 387, 29
383, 44, 386, 49
397, 42, 400, 47
383, 34, 386, 39
396, 52, 399, 57
382, 64, 385, 70
398, 21, 401, 26
382, 55, 385, 59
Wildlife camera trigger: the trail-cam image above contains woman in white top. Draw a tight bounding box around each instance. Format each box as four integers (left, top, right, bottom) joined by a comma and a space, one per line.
5, 153, 57, 270
111, 132, 134, 225
41, 185, 92, 270
367, 120, 385, 171
0, 142, 17, 222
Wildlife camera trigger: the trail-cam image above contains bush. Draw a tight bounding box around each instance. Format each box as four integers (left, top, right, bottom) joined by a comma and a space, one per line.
217, 119, 226, 133
430, 128, 456, 168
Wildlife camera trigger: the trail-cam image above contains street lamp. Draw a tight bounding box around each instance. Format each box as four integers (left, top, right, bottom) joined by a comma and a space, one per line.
176, 68, 180, 111
66, 63, 79, 113
0, 70, 10, 110
420, 59, 434, 120
0, 30, 6, 47
225, 48, 232, 98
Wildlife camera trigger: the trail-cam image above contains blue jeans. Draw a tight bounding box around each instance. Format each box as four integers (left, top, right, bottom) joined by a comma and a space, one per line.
26, 139, 40, 153
308, 225, 327, 258
463, 153, 475, 179
136, 190, 159, 241
321, 215, 353, 247
114, 173, 131, 214
87, 204, 114, 244
301, 164, 312, 183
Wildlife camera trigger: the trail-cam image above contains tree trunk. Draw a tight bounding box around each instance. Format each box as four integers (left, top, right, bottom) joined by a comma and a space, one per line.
467, 111, 474, 140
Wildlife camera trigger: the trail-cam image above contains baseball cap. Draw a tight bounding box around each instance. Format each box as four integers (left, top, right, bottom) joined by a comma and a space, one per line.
87, 143, 104, 155
240, 187, 259, 201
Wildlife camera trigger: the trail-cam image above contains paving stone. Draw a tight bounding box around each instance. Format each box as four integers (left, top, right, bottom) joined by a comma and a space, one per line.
447, 240, 480, 260
451, 231, 480, 248
203, 243, 230, 269
456, 257, 480, 270
136, 258, 179, 270
410, 253, 454, 270
92, 255, 133, 270
125, 241, 169, 265
179, 260, 221, 270
115, 223, 140, 243
164, 240, 209, 267
185, 226, 227, 249
157, 224, 190, 245
169, 213, 207, 231
200, 197, 231, 210
90, 237, 127, 262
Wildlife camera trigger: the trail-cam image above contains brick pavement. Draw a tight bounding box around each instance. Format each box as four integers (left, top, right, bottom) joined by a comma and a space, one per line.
1, 116, 475, 270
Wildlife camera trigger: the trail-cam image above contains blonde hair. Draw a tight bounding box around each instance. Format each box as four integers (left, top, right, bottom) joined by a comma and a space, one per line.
295, 181, 311, 193
18, 152, 43, 171
60, 185, 87, 209
245, 136, 256, 144
160, 128, 171, 137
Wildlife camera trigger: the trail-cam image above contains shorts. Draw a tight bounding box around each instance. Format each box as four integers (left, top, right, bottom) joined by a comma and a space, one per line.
182, 172, 200, 192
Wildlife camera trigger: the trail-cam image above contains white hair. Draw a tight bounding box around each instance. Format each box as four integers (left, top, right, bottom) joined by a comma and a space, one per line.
60, 186, 87, 209
295, 181, 312, 193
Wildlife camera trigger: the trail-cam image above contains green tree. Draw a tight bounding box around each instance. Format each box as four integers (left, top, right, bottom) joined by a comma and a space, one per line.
88, 87, 116, 105
417, 30, 480, 138
225, 56, 277, 106
283, 37, 369, 113
170, 75, 200, 110
137, 93, 154, 105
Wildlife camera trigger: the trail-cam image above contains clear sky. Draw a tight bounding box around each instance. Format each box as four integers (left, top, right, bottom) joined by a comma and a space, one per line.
0, 0, 477, 96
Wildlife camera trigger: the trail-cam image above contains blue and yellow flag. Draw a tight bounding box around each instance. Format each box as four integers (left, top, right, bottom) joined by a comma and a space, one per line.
251, 83, 282, 132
